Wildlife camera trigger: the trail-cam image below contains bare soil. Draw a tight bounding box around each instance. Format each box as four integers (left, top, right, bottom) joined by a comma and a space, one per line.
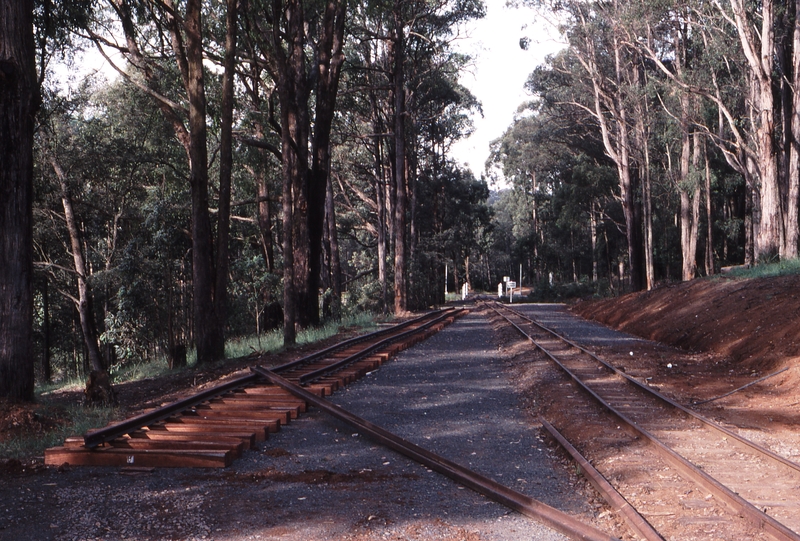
571, 274, 800, 431
573, 274, 800, 372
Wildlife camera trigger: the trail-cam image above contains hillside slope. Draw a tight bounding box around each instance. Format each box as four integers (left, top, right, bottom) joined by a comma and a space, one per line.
571, 274, 800, 373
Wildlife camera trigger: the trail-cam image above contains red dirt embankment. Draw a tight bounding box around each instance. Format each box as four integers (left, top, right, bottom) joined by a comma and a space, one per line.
572, 274, 800, 374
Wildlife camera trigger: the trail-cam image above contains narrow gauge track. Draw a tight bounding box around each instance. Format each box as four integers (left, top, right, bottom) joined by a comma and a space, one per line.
45, 308, 465, 469
489, 301, 800, 541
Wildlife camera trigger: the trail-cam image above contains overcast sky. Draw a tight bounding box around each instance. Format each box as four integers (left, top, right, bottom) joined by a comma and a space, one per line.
450, 0, 565, 185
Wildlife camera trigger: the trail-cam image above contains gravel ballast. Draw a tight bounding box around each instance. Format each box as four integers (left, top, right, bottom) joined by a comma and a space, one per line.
1, 309, 597, 541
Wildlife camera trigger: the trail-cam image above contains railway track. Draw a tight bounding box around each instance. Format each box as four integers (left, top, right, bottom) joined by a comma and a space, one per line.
44, 305, 634, 541
45, 308, 466, 469
489, 301, 800, 541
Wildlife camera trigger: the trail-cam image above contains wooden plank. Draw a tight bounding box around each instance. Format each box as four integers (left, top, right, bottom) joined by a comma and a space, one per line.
190, 408, 290, 425
218, 399, 305, 416
205, 401, 301, 419
168, 417, 278, 437
64, 436, 87, 448
130, 430, 255, 449
44, 446, 232, 468
303, 383, 334, 396
111, 437, 243, 456
161, 420, 269, 441
219, 394, 305, 404
155, 422, 266, 441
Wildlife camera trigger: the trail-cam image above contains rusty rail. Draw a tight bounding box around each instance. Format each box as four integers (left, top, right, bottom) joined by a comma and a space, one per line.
252, 366, 621, 541
499, 303, 800, 476
298, 309, 459, 384
271, 308, 453, 374
540, 418, 664, 541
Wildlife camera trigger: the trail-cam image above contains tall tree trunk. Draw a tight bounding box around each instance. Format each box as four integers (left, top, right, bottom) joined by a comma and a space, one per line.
308, 0, 347, 325
50, 158, 105, 373
42, 279, 51, 382
50, 157, 115, 402
273, 0, 310, 343
0, 0, 37, 401
281, 143, 297, 345
214, 0, 238, 349
185, 0, 223, 363
392, 2, 408, 313
376, 149, 388, 313
325, 173, 342, 316
590, 201, 598, 283
371, 92, 388, 312
787, 0, 800, 259
730, 0, 781, 259
705, 144, 715, 274
678, 90, 696, 280
745, 172, 756, 266
257, 169, 275, 272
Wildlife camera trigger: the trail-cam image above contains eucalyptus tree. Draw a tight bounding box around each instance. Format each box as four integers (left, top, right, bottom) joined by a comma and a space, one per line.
339, 0, 484, 311
719, 0, 782, 259
87, 0, 228, 363
237, 0, 347, 341
536, 0, 649, 290
629, 0, 800, 263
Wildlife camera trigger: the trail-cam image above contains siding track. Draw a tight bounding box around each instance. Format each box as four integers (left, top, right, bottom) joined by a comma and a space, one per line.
45, 308, 465, 469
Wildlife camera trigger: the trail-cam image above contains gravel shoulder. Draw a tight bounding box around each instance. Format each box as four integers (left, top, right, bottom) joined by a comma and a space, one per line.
1, 308, 599, 541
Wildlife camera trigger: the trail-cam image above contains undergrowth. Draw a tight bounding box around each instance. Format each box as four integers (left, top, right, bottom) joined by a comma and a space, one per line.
719, 258, 800, 280
0, 404, 118, 461
37, 311, 379, 395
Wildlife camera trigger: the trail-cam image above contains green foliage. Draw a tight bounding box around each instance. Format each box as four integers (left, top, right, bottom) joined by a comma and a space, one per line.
0, 403, 117, 461
717, 259, 800, 280
524, 277, 613, 302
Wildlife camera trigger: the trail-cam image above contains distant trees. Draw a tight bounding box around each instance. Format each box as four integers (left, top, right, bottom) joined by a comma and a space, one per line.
493, 0, 800, 291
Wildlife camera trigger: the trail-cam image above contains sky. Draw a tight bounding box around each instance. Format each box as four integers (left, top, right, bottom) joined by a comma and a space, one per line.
449, 0, 565, 184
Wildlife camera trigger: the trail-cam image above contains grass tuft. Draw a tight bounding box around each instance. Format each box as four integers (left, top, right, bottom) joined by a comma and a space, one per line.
719, 258, 800, 280
34, 312, 379, 399
0, 404, 118, 461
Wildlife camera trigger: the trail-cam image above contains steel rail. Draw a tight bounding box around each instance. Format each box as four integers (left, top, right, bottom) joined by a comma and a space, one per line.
490, 303, 800, 541
540, 418, 665, 541
297, 310, 460, 384
251, 366, 622, 541
497, 302, 800, 476
271, 308, 452, 374
83, 310, 451, 449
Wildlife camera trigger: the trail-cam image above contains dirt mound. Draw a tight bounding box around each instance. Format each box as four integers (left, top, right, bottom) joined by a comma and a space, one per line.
571, 274, 800, 373
0, 401, 66, 444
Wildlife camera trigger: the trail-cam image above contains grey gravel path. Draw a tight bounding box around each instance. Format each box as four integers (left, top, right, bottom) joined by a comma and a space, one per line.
0, 309, 593, 541
510, 303, 648, 349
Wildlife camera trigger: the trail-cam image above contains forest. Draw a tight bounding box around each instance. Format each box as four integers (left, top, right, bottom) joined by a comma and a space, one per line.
1, 0, 798, 402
